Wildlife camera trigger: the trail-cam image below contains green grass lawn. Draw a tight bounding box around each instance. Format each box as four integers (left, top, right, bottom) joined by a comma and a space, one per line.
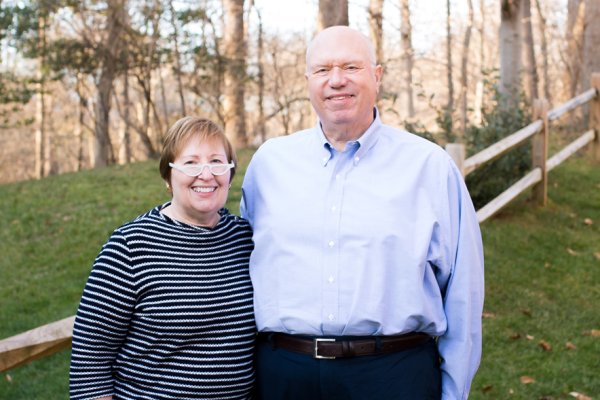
0, 148, 598, 399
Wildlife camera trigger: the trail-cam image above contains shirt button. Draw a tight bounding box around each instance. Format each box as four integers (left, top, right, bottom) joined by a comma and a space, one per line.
328, 241, 335, 247
328, 314, 335, 321
354, 156, 360, 162
331, 205, 337, 212
328, 276, 335, 283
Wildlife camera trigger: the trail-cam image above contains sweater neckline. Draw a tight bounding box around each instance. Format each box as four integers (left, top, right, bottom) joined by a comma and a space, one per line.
154, 202, 230, 232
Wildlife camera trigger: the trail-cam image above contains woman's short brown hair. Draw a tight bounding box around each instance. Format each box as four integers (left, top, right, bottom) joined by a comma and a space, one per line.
159, 117, 237, 184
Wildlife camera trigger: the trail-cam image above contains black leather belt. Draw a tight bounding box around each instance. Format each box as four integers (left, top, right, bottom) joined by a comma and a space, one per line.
257, 332, 431, 359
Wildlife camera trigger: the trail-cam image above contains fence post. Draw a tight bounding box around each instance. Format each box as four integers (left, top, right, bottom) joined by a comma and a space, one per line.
532, 98, 549, 206
446, 143, 466, 177
591, 73, 600, 161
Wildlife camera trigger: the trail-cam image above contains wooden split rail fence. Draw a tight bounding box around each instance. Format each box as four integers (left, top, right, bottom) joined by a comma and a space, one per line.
1, 73, 599, 375
446, 73, 600, 223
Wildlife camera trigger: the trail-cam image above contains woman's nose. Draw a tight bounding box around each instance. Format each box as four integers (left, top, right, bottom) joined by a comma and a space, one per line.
196, 165, 213, 179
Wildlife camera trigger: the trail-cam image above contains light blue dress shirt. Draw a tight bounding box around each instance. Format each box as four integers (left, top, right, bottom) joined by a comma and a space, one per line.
241, 110, 485, 399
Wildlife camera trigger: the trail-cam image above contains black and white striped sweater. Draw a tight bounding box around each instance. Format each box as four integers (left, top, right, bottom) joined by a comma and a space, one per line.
69, 204, 255, 400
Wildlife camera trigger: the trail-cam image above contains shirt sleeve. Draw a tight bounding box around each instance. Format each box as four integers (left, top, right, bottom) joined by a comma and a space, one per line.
69, 230, 137, 400
437, 160, 485, 400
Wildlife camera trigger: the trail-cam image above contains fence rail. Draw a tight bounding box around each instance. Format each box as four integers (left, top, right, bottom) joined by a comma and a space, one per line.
0, 316, 75, 372
447, 73, 600, 223
1, 73, 599, 376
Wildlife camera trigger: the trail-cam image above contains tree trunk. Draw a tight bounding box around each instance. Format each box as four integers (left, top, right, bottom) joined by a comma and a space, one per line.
499, 0, 522, 109
582, 0, 600, 120
565, 0, 584, 98
582, 0, 600, 92
94, 71, 114, 168
479, 0, 486, 71
534, 0, 551, 104
34, 89, 47, 179
473, 0, 486, 125
137, 77, 156, 156
158, 63, 169, 125
118, 8, 132, 165
445, 0, 454, 125
521, 0, 538, 103
168, 1, 187, 116
223, 0, 247, 149
368, 0, 384, 108
399, 0, 414, 119
459, 0, 474, 137
119, 70, 132, 164
34, 14, 48, 179
94, 0, 125, 167
148, 0, 163, 147
254, 7, 266, 143
318, 0, 348, 30
75, 74, 87, 171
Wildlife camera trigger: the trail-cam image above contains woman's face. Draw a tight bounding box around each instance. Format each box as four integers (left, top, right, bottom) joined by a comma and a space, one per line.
168, 137, 231, 227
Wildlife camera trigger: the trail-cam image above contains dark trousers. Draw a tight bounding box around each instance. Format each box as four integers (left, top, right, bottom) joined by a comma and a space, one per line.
254, 337, 441, 400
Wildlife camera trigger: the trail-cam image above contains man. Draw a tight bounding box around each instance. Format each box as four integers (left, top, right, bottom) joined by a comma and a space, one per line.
241, 26, 484, 400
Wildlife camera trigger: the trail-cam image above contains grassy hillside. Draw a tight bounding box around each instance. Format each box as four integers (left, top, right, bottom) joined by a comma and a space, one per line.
0, 149, 598, 399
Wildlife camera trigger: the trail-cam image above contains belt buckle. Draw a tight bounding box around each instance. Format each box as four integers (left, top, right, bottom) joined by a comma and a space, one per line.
313, 338, 336, 359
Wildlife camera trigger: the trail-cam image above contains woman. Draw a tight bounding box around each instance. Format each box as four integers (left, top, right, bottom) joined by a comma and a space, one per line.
69, 117, 255, 400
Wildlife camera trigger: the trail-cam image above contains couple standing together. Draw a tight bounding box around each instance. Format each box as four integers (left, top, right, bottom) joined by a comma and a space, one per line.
70, 26, 484, 400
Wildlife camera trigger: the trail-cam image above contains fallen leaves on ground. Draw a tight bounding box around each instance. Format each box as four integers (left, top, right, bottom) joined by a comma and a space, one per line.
565, 341, 577, 350
567, 247, 579, 256
520, 375, 535, 384
583, 218, 593, 225
569, 392, 592, 400
585, 329, 600, 337
538, 340, 552, 351
594, 252, 600, 261
509, 332, 521, 340
482, 311, 496, 319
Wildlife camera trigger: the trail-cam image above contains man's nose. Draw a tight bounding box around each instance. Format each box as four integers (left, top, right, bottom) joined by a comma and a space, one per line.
328, 66, 347, 86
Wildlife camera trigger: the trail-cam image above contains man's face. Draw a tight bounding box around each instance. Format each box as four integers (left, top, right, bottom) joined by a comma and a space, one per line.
305, 28, 382, 137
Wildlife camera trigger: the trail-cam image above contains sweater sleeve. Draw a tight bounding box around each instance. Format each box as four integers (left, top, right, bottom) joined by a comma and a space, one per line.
69, 230, 137, 400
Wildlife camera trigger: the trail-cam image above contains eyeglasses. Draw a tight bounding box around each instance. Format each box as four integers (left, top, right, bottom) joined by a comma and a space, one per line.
169, 162, 234, 177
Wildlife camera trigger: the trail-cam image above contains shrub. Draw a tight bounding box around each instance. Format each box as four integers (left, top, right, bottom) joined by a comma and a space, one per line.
464, 73, 532, 209
401, 72, 533, 210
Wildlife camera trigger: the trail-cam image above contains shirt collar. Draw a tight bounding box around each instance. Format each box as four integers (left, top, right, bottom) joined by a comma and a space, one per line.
315, 108, 382, 166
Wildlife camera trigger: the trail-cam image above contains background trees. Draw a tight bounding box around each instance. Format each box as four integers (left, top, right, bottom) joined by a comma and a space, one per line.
0, 0, 595, 184
223, 0, 247, 148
